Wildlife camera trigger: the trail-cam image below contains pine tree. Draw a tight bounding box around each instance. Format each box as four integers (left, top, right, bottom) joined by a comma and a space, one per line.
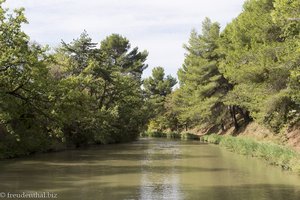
177, 18, 232, 131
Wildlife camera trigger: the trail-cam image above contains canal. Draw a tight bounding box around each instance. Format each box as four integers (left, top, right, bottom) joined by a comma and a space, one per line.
0, 138, 300, 200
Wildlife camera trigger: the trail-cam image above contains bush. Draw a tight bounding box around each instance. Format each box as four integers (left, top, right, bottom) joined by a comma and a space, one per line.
140, 131, 167, 138
166, 132, 181, 139
181, 132, 200, 140
141, 131, 195, 139
0, 131, 59, 159
201, 134, 222, 144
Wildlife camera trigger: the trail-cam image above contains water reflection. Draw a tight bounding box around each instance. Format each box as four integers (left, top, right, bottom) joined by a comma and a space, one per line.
140, 141, 183, 200
0, 138, 299, 200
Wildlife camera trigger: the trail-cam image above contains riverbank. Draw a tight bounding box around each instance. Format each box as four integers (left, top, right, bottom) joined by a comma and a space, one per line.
140, 131, 199, 140
0, 138, 67, 159
201, 134, 300, 173
142, 130, 300, 174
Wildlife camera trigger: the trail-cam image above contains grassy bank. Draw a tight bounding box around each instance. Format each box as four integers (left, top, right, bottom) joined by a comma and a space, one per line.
140, 131, 199, 140
201, 134, 300, 173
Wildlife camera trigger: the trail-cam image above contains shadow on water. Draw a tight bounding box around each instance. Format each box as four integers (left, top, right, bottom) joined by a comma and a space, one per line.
0, 139, 214, 165
0, 163, 229, 181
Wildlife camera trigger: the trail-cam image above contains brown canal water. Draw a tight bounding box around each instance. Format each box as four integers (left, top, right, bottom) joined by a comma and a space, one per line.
0, 138, 300, 200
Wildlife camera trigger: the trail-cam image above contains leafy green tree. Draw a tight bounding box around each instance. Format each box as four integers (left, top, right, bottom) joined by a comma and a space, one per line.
0, 2, 58, 157
143, 67, 177, 131
53, 33, 149, 145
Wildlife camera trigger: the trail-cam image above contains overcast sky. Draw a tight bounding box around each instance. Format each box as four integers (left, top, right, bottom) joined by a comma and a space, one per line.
4, 0, 245, 78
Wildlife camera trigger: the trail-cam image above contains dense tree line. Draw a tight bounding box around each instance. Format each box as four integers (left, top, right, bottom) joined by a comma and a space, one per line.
0, 3, 155, 157
1, 0, 299, 158
149, 0, 300, 134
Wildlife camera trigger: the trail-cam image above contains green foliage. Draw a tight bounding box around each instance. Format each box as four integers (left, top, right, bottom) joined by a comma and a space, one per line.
216, 0, 299, 132
0, 3, 149, 158
141, 131, 167, 138
1, 0, 300, 159
143, 67, 177, 131
202, 134, 300, 172
180, 132, 199, 140
175, 18, 232, 130
54, 33, 149, 146
201, 134, 222, 144
140, 131, 197, 140
161, 10, 300, 133
290, 69, 300, 104
0, 2, 59, 158
144, 67, 177, 95
166, 132, 181, 139
272, 0, 300, 37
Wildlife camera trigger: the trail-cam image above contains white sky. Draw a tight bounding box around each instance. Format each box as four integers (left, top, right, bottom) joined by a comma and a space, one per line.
4, 0, 245, 78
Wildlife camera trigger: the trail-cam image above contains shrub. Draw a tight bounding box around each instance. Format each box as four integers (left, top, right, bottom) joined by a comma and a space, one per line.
181, 132, 199, 140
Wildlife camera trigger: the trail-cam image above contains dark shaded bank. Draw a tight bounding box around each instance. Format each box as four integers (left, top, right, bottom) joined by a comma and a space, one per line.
0, 135, 139, 160
0, 130, 196, 159
201, 134, 300, 173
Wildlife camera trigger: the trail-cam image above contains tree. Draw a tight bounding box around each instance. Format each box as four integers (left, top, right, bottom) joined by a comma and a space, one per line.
0, 2, 58, 156
219, 0, 299, 132
176, 18, 232, 131
53, 33, 149, 145
272, 0, 300, 37
143, 67, 177, 131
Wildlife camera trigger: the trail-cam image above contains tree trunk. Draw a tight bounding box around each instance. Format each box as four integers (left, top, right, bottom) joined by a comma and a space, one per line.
185, 122, 188, 131
237, 107, 252, 123
229, 105, 239, 130
220, 119, 225, 131
243, 110, 252, 123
